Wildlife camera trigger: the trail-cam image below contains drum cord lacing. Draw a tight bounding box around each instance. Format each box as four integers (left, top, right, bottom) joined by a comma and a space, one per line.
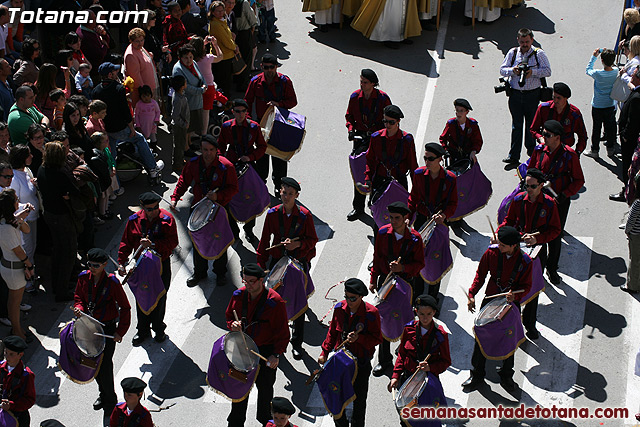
319, 279, 346, 328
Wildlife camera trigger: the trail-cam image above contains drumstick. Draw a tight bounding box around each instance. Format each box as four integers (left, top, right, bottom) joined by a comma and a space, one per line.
70, 307, 106, 327
250, 349, 269, 363
403, 354, 432, 388
486, 216, 496, 240
335, 324, 364, 352
392, 388, 397, 401
460, 286, 472, 302
94, 332, 115, 339
152, 191, 180, 212
305, 324, 365, 385
266, 237, 300, 251
485, 289, 525, 299
232, 310, 249, 350
380, 257, 401, 292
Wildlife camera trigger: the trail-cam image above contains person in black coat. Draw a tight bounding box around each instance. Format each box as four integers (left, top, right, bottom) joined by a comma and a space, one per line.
612, 67, 640, 201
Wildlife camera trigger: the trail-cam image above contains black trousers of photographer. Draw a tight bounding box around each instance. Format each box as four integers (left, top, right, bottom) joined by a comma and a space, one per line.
508, 88, 540, 161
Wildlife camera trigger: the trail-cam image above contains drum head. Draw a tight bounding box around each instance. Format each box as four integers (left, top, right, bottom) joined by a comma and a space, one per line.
395, 370, 427, 409
449, 159, 472, 176
265, 257, 290, 289
260, 106, 276, 141
188, 199, 218, 232
73, 315, 105, 358
224, 331, 260, 372
419, 220, 436, 243
235, 162, 249, 178
475, 297, 510, 327
375, 275, 396, 303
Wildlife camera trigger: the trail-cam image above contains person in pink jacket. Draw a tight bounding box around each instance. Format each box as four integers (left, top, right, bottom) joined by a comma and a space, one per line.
124, 28, 158, 106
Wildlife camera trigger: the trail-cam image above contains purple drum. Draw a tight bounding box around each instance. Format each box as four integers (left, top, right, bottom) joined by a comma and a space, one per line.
265, 257, 310, 321
188, 199, 235, 260
229, 163, 270, 223
520, 254, 545, 306
260, 106, 306, 161
375, 275, 413, 342
449, 161, 493, 222
349, 150, 368, 195
128, 249, 166, 315
58, 320, 104, 384
317, 349, 357, 418
0, 409, 17, 427
517, 159, 530, 180
420, 224, 453, 284
473, 297, 525, 360
370, 180, 410, 229
396, 372, 447, 427
497, 183, 522, 224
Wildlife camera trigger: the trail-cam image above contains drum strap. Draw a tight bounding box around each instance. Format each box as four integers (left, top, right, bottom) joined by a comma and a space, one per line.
117, 408, 144, 427
262, 76, 284, 102
453, 121, 470, 153
198, 157, 228, 195
415, 322, 437, 363
140, 218, 162, 243
536, 146, 568, 184
495, 250, 522, 292
0, 365, 28, 401
277, 205, 304, 258
422, 171, 446, 216
358, 91, 381, 131
386, 231, 411, 265
88, 273, 109, 317
341, 309, 366, 345
519, 197, 545, 234
241, 288, 270, 337
380, 134, 404, 175
231, 121, 250, 157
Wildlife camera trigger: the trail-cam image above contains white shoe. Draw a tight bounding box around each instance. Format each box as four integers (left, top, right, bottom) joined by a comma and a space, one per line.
155, 160, 165, 171
583, 150, 599, 159
114, 188, 125, 197
0, 317, 11, 327
93, 217, 105, 225
20, 303, 31, 312
109, 194, 117, 201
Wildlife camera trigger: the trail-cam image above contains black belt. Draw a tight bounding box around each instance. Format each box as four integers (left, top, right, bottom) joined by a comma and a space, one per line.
1, 258, 24, 270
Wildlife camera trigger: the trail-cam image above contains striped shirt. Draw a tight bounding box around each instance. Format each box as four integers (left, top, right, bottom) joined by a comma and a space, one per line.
626, 199, 640, 235
500, 47, 552, 92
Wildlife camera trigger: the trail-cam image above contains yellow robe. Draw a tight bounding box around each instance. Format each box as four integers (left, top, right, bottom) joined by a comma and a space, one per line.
352, 0, 421, 39
302, 0, 339, 13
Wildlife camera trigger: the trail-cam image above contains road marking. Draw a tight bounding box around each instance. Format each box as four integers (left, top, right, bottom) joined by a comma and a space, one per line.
309, 223, 334, 278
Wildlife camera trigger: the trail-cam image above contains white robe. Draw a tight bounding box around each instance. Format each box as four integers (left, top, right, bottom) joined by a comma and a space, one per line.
370, 0, 407, 42
315, 3, 342, 25
464, 0, 501, 22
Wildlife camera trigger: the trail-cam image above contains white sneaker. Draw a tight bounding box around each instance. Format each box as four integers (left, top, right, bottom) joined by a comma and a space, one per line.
20, 303, 31, 312
109, 194, 117, 201
583, 150, 599, 159
156, 160, 165, 171
0, 317, 11, 327
150, 160, 165, 178
114, 188, 125, 197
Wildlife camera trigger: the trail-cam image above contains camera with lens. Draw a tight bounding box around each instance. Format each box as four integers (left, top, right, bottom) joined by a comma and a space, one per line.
494, 76, 511, 96
516, 62, 530, 87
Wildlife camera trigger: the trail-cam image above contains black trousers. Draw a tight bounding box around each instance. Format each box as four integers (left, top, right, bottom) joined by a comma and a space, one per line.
255, 154, 287, 193
212, 58, 234, 98
136, 258, 171, 336
507, 88, 541, 161
622, 135, 638, 186
546, 198, 570, 273
13, 410, 29, 427
228, 357, 277, 426
96, 322, 117, 409
191, 205, 228, 278
44, 211, 78, 297
521, 244, 547, 332
334, 360, 372, 427
590, 106, 617, 151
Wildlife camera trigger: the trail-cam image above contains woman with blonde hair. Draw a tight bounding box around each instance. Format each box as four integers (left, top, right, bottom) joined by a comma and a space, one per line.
208, 0, 238, 97
124, 27, 159, 106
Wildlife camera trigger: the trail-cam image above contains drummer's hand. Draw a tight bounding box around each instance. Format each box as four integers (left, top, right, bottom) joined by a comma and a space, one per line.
489, 236, 498, 245
470, 151, 478, 164
369, 282, 376, 293
239, 155, 250, 163
113, 333, 122, 343
523, 233, 537, 246
206, 191, 218, 201
346, 331, 358, 343
432, 213, 445, 225
140, 237, 153, 249
118, 265, 127, 276
387, 378, 399, 392
505, 291, 515, 303
418, 361, 431, 372
266, 355, 279, 369
317, 354, 327, 365
230, 320, 243, 331
283, 238, 300, 250
73, 307, 83, 318
1, 400, 10, 410
389, 260, 403, 273
467, 296, 476, 313
170, 201, 178, 211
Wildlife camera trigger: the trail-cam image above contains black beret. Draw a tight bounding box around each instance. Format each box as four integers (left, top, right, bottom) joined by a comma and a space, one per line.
121, 377, 147, 393
139, 191, 161, 205
344, 278, 368, 296
40, 421, 66, 427
453, 98, 472, 111
553, 82, 571, 98
360, 69, 378, 85
498, 226, 521, 246
280, 177, 301, 191
414, 294, 438, 310
87, 248, 109, 263
232, 99, 248, 109
543, 120, 563, 137
271, 397, 295, 415
201, 134, 219, 148
3, 335, 27, 352
383, 105, 404, 119
243, 263, 266, 278
387, 201, 410, 215
424, 142, 446, 157
261, 53, 281, 66
526, 167, 546, 183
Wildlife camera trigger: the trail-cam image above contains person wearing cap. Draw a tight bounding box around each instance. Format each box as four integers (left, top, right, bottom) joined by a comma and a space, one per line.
0, 336, 35, 426
530, 82, 588, 155
528, 120, 584, 285
498, 167, 561, 339
118, 192, 178, 346
319, 278, 382, 427
244, 53, 297, 194
462, 226, 532, 392
387, 294, 450, 418
363, 104, 418, 196
171, 135, 238, 287
109, 377, 153, 427
266, 396, 297, 427
92, 62, 164, 181
439, 98, 483, 165
370, 201, 425, 376
256, 177, 318, 359
73, 248, 131, 413
345, 69, 392, 221
499, 28, 552, 169
225, 263, 289, 426
218, 98, 268, 241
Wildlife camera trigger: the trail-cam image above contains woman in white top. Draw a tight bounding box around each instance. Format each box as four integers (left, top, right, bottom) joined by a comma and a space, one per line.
191, 35, 223, 136
9, 145, 39, 293
0, 189, 34, 341
622, 36, 640, 91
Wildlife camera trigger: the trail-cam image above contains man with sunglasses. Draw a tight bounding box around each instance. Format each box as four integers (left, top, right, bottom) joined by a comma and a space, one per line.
528, 120, 584, 285
225, 263, 289, 426
319, 278, 382, 427
244, 54, 298, 196
218, 98, 267, 242
370, 201, 424, 377
0, 161, 12, 188
73, 248, 131, 414
345, 69, 392, 222
498, 168, 561, 340
439, 98, 483, 165
117, 192, 178, 346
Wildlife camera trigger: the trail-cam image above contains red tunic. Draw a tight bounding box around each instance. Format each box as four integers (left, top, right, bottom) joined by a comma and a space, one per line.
321, 300, 382, 361
225, 287, 290, 355
364, 128, 418, 182
0, 360, 35, 413
392, 320, 451, 380
499, 192, 561, 244
74, 271, 132, 338
256, 204, 318, 268
468, 246, 533, 304
370, 224, 425, 285
408, 166, 458, 219
171, 155, 239, 207
244, 72, 297, 122
109, 402, 153, 427
218, 118, 267, 163
530, 101, 588, 154
118, 208, 178, 264
439, 117, 483, 154
527, 143, 585, 198
345, 88, 392, 133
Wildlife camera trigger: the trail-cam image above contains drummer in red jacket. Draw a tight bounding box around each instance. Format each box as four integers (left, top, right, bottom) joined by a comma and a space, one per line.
319, 278, 382, 427
462, 227, 532, 392
109, 377, 153, 427
0, 336, 35, 427
266, 397, 298, 427
73, 248, 131, 414
439, 98, 483, 165
225, 263, 289, 426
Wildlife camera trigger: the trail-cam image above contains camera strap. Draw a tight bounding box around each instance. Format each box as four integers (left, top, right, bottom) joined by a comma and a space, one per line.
510, 47, 547, 88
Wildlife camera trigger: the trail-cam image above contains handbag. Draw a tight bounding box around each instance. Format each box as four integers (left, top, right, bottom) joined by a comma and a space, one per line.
232, 53, 246, 75
611, 63, 633, 102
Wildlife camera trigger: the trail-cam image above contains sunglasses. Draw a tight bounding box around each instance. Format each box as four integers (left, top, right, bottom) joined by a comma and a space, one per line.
144, 205, 160, 212
262, 65, 276, 70
523, 184, 539, 189
423, 156, 439, 162
344, 295, 358, 302
0, 174, 13, 179
542, 131, 556, 138
382, 119, 397, 125
87, 261, 103, 268
233, 109, 247, 113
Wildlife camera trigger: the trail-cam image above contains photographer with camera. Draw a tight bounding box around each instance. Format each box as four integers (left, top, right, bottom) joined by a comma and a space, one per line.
499, 28, 551, 171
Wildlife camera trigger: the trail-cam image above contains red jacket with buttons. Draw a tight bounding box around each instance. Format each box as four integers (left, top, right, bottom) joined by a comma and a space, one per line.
392, 320, 451, 379
530, 101, 588, 154
0, 360, 35, 413
171, 154, 239, 207
527, 143, 585, 198
109, 402, 153, 427
244, 73, 297, 122
118, 208, 178, 264
468, 246, 532, 304
371, 224, 424, 286
439, 117, 483, 155
364, 128, 418, 183
345, 88, 392, 133
321, 300, 382, 361
408, 166, 458, 219
218, 118, 267, 163
499, 191, 561, 244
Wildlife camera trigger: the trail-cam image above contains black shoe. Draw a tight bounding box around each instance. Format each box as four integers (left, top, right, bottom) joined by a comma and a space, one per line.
402, 39, 413, 44
291, 346, 303, 360
609, 191, 625, 202
154, 332, 167, 343
502, 157, 516, 163
621, 285, 640, 294
384, 41, 399, 49
347, 209, 363, 221
461, 374, 484, 389
504, 162, 519, 171
216, 274, 227, 287
499, 375, 516, 392
244, 229, 259, 244
526, 329, 540, 340
132, 332, 151, 346
102, 400, 116, 414
372, 362, 392, 377
93, 397, 103, 411
546, 269, 561, 285
187, 273, 206, 287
